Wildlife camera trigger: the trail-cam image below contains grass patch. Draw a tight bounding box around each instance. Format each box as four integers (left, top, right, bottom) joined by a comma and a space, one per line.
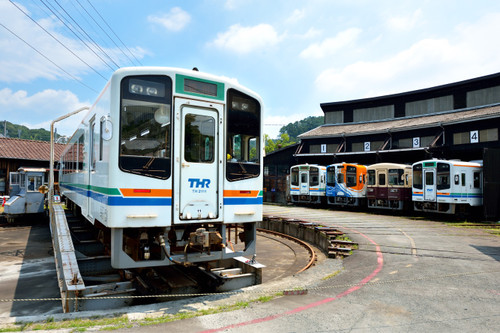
2, 295, 281, 332
322, 268, 344, 281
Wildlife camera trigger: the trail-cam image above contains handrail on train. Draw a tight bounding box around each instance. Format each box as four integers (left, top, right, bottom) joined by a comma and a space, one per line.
49, 107, 90, 214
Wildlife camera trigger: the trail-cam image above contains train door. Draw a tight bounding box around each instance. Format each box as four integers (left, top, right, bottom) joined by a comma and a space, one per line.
377, 170, 387, 199
423, 169, 436, 201
174, 98, 222, 222
459, 171, 467, 202
299, 170, 309, 195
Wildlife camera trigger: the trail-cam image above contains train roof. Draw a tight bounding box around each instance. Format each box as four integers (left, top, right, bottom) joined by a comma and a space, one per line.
112, 66, 262, 100
291, 164, 326, 169
326, 162, 367, 168
412, 159, 483, 167
366, 162, 412, 169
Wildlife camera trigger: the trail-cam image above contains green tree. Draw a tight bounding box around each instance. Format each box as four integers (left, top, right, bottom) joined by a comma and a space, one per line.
265, 133, 295, 154
279, 115, 323, 142
0, 121, 55, 141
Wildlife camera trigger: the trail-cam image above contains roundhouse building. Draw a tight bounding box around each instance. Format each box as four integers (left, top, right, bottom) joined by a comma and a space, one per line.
265, 72, 500, 218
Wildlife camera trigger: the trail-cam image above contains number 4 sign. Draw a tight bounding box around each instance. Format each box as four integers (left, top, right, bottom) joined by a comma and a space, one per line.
470, 130, 479, 143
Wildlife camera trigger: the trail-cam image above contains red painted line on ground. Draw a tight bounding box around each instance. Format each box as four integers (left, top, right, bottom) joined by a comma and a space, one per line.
201, 224, 384, 333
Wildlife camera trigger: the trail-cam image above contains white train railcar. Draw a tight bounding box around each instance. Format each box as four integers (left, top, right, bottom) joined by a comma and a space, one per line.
289, 164, 326, 204
412, 159, 482, 214
59, 67, 263, 269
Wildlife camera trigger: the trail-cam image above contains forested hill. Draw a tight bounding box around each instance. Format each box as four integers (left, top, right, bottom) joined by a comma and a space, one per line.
0, 121, 51, 141
278, 116, 323, 142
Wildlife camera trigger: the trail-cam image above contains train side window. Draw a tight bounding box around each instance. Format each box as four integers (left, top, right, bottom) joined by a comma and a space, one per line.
367, 170, 376, 185
473, 172, 481, 188
437, 163, 450, 190
90, 121, 96, 170
310, 168, 319, 186
99, 119, 104, 161
291, 167, 299, 186
389, 169, 404, 186
78, 134, 84, 170
461, 173, 466, 186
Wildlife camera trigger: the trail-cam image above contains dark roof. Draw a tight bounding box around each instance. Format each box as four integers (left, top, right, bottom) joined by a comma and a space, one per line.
300, 104, 500, 139
320, 71, 500, 111
0, 137, 65, 161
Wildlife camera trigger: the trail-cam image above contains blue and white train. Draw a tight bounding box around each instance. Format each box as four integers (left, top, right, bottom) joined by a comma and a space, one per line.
59, 67, 263, 269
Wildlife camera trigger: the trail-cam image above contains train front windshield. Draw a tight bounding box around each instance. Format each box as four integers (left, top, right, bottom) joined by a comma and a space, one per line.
119, 76, 173, 179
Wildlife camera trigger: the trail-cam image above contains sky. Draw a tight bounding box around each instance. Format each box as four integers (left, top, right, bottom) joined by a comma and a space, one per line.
1, 0, 500, 138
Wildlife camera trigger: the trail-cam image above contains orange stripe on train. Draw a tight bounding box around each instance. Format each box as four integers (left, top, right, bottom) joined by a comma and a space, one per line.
223, 190, 259, 197
120, 188, 172, 197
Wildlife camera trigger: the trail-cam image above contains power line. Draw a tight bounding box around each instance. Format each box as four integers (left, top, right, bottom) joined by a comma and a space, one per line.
65, 0, 124, 65
52, 0, 121, 69
9, 0, 108, 81
38, 0, 117, 72
79, 0, 143, 66
0, 22, 99, 93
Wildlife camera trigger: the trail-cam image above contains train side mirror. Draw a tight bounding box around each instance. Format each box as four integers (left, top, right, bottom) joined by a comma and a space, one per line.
102, 116, 113, 141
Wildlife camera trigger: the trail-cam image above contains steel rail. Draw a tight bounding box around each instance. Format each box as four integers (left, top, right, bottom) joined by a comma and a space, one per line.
257, 228, 316, 274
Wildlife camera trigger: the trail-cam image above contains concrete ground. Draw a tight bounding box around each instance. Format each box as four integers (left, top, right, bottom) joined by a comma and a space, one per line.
110, 205, 500, 333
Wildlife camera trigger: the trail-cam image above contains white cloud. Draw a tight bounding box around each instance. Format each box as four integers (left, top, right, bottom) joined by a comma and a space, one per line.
0, 88, 88, 135
385, 9, 423, 31
314, 12, 500, 101
300, 28, 362, 59
286, 9, 305, 24
148, 7, 191, 32
295, 27, 322, 40
210, 24, 282, 54
0, 1, 145, 84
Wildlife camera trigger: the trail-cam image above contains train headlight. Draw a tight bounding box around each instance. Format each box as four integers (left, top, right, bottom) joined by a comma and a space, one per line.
146, 87, 158, 96
130, 84, 143, 94
129, 79, 166, 97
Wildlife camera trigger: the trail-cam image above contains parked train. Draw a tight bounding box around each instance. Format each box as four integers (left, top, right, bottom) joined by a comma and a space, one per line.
289, 164, 326, 204
59, 67, 263, 269
367, 163, 412, 211
289, 159, 484, 216
412, 159, 482, 214
326, 163, 367, 207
